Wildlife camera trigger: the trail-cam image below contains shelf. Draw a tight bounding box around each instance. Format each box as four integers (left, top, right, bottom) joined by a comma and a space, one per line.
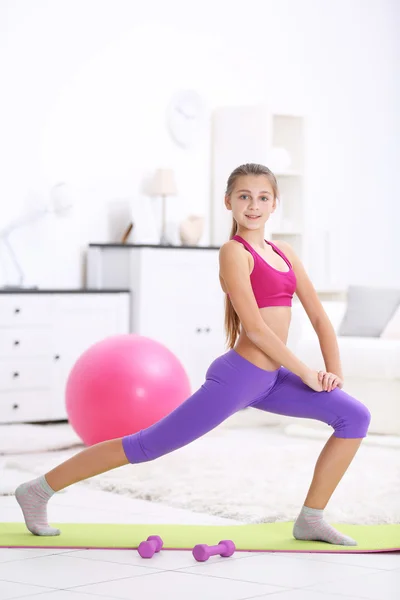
274, 171, 303, 177
315, 287, 347, 293
270, 230, 303, 236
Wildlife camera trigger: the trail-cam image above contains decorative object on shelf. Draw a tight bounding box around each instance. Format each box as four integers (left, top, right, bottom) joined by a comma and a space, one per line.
179, 215, 204, 246
269, 147, 292, 173
166, 90, 207, 149
149, 168, 178, 246
0, 183, 72, 289
121, 222, 134, 244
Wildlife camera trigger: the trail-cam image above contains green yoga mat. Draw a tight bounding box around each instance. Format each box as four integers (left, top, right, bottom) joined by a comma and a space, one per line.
1, 522, 399, 553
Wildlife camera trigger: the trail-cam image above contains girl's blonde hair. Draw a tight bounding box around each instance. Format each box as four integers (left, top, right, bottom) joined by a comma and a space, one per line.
224, 163, 279, 349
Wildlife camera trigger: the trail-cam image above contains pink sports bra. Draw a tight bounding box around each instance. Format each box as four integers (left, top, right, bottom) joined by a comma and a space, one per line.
230, 235, 297, 308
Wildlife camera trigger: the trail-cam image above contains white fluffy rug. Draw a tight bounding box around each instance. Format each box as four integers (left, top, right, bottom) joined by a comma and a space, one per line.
3, 423, 400, 525
0, 424, 82, 454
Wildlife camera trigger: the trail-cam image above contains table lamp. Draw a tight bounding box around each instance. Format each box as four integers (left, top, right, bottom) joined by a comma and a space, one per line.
0, 183, 72, 289
149, 168, 177, 245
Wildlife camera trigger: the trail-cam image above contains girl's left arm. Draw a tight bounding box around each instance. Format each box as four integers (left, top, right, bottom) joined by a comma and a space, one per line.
274, 240, 344, 380
312, 317, 343, 380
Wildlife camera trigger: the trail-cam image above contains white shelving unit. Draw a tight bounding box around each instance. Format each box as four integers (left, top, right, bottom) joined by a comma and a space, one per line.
210, 106, 307, 266
269, 113, 305, 261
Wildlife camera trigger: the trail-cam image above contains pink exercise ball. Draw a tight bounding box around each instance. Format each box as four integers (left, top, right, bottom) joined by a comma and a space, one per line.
66, 334, 191, 446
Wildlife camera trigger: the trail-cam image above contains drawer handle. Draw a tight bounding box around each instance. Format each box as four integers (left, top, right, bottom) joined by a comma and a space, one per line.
14, 308, 21, 314
12, 372, 20, 378
14, 340, 20, 346
54, 354, 60, 361
12, 404, 19, 410
195, 327, 202, 333
205, 327, 211, 333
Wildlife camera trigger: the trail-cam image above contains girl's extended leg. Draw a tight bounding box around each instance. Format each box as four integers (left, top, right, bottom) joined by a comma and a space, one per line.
15, 350, 278, 536
252, 368, 371, 545
15, 439, 129, 536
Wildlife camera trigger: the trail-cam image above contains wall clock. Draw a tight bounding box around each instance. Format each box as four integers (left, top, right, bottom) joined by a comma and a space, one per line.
166, 90, 206, 149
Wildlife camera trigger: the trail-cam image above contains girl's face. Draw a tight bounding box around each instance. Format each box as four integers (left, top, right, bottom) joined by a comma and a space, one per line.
225, 174, 276, 231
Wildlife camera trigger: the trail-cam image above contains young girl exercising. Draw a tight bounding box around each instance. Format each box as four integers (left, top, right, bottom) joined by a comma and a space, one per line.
16, 163, 371, 546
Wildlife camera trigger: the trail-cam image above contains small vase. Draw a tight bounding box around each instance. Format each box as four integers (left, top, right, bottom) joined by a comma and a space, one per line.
179, 215, 204, 246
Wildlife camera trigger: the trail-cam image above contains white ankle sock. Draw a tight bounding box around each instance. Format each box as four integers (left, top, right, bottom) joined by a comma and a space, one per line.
293, 505, 357, 546
15, 475, 60, 536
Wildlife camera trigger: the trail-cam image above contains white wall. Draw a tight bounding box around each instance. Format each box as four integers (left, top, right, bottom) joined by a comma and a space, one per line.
0, 0, 398, 288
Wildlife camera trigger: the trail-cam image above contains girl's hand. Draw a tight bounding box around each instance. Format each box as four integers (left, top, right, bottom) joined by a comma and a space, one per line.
301, 370, 324, 392
317, 370, 344, 392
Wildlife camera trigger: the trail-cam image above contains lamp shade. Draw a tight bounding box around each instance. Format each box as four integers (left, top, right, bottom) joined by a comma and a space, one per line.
149, 169, 178, 196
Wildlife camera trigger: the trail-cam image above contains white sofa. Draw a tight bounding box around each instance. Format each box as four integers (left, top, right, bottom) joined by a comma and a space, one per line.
286, 301, 400, 436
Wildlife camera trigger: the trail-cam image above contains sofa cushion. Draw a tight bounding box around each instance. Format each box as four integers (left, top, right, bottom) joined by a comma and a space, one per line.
381, 304, 400, 340
338, 286, 400, 337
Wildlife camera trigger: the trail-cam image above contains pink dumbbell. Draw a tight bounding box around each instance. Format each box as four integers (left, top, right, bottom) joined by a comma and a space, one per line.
138, 535, 163, 558
192, 539, 236, 562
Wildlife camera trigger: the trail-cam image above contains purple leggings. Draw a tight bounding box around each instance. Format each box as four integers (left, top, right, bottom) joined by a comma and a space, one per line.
122, 349, 371, 464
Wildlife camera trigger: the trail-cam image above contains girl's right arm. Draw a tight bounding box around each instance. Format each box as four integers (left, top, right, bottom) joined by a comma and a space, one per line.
219, 241, 314, 383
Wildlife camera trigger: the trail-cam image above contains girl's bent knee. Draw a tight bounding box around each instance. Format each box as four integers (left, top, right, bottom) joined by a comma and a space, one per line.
333, 400, 372, 439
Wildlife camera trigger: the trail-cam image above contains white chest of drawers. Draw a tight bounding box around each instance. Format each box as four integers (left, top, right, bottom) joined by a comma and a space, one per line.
0, 290, 130, 423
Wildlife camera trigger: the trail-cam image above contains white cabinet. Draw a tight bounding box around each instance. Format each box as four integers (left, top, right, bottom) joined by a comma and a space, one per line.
87, 245, 227, 392
0, 291, 130, 423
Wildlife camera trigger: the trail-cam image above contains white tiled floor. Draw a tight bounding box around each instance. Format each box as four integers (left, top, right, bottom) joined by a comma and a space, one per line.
0, 487, 399, 600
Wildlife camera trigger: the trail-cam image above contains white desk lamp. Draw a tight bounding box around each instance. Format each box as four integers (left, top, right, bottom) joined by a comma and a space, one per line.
0, 183, 72, 289
149, 169, 177, 245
